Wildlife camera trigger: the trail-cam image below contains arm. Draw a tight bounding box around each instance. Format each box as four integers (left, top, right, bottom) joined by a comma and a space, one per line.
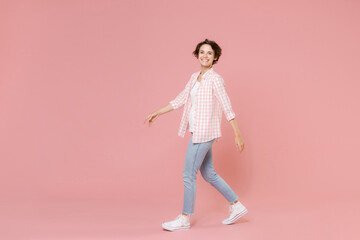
157, 103, 174, 115
229, 118, 245, 152
229, 118, 241, 137
168, 78, 192, 110
144, 103, 173, 127
144, 76, 193, 127
212, 76, 236, 121
213, 77, 244, 152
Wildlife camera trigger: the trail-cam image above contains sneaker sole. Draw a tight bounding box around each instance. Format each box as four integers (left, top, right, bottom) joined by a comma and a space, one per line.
222, 208, 248, 225
162, 223, 190, 231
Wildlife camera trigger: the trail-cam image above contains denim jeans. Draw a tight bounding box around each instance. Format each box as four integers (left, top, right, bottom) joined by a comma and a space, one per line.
182, 134, 239, 215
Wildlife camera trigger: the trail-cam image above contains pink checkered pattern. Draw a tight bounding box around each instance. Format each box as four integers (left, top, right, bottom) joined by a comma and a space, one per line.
169, 67, 236, 143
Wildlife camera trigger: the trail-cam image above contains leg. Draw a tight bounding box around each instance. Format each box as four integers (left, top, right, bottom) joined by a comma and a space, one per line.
199, 148, 239, 203
199, 148, 248, 224
182, 136, 214, 215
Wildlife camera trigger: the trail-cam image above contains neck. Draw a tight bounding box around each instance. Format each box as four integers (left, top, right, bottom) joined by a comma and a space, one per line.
200, 65, 212, 74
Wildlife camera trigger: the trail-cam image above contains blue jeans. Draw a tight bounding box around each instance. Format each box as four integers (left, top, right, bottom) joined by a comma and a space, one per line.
182, 134, 239, 215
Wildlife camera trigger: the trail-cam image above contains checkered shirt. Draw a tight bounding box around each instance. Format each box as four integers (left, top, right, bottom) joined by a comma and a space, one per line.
169, 67, 236, 143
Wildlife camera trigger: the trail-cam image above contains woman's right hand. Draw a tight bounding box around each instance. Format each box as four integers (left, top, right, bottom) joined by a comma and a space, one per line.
144, 111, 160, 127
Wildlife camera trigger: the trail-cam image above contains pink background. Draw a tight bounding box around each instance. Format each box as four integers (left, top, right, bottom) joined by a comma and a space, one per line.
1, 0, 360, 239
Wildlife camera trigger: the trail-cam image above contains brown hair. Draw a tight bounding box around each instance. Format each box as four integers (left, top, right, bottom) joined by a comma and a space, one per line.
192, 39, 222, 65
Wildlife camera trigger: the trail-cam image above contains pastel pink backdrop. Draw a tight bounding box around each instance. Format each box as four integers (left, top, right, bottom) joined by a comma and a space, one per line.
1, 0, 359, 239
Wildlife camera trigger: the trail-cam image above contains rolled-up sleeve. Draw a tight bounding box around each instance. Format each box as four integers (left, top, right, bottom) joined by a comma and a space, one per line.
169, 89, 186, 110
212, 76, 236, 121
169, 76, 192, 110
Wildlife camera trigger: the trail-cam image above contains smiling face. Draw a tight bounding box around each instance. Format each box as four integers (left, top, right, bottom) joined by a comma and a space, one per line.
198, 44, 217, 68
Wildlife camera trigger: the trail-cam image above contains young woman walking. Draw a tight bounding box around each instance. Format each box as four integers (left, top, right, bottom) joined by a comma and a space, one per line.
144, 39, 248, 231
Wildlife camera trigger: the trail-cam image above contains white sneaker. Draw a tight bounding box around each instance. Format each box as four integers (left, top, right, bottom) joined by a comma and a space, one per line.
162, 214, 191, 231
222, 201, 248, 225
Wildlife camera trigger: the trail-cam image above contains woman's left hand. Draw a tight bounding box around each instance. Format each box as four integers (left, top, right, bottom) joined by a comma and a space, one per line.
235, 136, 244, 152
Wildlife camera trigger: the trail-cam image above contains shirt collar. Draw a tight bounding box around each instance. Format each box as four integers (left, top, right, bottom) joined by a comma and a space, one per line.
197, 67, 214, 79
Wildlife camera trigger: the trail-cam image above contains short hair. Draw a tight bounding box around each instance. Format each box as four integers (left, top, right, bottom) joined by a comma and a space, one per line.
192, 39, 222, 65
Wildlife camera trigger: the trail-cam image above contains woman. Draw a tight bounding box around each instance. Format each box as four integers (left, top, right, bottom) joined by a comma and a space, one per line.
144, 39, 248, 231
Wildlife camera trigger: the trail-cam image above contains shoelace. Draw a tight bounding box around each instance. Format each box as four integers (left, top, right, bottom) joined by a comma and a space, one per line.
176, 214, 189, 223
229, 204, 235, 214
229, 202, 240, 214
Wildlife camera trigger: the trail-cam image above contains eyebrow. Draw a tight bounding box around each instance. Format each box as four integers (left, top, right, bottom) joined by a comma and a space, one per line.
199, 50, 214, 53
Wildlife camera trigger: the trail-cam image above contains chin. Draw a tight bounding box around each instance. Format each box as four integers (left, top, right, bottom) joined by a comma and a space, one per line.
200, 63, 212, 67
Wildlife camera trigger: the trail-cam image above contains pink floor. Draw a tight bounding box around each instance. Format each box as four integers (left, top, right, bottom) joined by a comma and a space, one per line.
2, 195, 359, 240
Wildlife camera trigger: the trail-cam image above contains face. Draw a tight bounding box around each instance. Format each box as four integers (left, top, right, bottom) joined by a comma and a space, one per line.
198, 44, 216, 68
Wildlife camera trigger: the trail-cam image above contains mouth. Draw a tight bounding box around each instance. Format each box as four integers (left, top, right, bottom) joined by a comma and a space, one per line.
201, 59, 210, 63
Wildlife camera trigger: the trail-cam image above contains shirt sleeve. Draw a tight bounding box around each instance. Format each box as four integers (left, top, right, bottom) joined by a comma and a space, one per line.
212, 76, 236, 121
169, 75, 193, 110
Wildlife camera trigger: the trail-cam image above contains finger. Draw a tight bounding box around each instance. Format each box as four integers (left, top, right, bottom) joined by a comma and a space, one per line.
148, 114, 154, 122
144, 115, 151, 124
150, 114, 159, 124
150, 116, 155, 126
144, 117, 150, 124
149, 117, 154, 127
